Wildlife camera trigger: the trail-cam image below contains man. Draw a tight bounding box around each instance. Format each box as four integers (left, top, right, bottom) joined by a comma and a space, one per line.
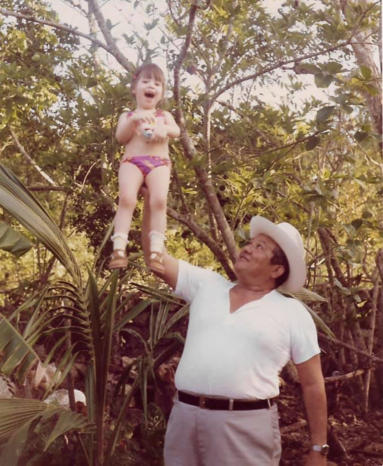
149, 215, 328, 466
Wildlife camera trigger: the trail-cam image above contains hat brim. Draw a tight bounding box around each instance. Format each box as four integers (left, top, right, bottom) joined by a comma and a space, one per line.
250, 216, 306, 293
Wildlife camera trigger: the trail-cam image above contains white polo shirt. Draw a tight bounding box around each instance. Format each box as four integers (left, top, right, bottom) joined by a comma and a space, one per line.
174, 260, 320, 399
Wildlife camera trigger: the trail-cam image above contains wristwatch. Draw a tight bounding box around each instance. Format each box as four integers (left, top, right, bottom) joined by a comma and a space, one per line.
311, 444, 330, 456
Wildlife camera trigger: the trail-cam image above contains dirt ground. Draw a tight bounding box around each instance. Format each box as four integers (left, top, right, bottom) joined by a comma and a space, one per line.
279, 380, 383, 466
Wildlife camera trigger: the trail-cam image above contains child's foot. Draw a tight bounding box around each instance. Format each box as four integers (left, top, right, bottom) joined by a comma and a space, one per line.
108, 250, 128, 269
149, 251, 165, 274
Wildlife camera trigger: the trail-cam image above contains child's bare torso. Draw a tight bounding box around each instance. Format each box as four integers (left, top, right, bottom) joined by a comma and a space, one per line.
122, 110, 169, 160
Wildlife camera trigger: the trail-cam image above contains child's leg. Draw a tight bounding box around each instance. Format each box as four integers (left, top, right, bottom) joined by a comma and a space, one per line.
145, 165, 171, 269
111, 162, 143, 255
140, 186, 151, 267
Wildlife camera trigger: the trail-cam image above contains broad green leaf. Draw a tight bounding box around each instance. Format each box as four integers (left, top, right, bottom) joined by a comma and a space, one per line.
321, 62, 343, 74
363, 83, 379, 96
359, 65, 372, 80
341, 104, 353, 114
316, 106, 336, 123
314, 73, 333, 88
0, 222, 32, 257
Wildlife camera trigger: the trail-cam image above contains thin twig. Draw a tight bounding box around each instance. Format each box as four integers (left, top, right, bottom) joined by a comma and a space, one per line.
320, 333, 383, 364
9, 128, 57, 186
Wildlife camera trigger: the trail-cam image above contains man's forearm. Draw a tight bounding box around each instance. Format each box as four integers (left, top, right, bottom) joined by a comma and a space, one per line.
302, 381, 327, 445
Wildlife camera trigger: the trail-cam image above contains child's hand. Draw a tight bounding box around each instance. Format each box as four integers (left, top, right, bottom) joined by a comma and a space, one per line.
130, 111, 156, 133
149, 122, 168, 143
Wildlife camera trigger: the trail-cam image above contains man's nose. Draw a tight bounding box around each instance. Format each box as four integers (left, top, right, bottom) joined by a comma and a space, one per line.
242, 243, 253, 253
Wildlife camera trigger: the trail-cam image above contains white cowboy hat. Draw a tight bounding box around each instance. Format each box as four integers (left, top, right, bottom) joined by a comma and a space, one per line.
250, 216, 306, 293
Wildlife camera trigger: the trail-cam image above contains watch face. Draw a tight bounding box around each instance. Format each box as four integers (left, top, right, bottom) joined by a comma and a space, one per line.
312, 444, 330, 456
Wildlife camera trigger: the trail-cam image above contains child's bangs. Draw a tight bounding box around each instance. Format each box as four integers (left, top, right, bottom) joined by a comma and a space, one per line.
140, 65, 165, 84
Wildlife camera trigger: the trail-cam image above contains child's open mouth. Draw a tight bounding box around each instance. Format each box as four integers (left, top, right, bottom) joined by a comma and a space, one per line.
145, 91, 155, 98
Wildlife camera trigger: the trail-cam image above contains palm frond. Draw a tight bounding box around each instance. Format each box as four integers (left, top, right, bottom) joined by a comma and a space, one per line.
0, 164, 82, 286
0, 315, 40, 382
0, 398, 91, 465
289, 287, 327, 303
115, 298, 155, 333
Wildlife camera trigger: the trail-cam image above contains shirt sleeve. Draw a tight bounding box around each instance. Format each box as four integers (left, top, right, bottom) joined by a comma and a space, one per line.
174, 259, 216, 303
289, 301, 321, 364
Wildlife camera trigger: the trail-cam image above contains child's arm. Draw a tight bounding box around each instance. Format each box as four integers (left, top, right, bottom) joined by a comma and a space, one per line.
164, 111, 180, 139
115, 112, 138, 144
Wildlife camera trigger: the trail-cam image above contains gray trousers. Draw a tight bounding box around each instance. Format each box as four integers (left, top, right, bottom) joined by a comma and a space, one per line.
164, 398, 281, 466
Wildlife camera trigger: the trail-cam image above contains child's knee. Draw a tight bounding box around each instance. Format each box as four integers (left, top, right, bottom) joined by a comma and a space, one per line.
119, 194, 137, 210
149, 195, 167, 211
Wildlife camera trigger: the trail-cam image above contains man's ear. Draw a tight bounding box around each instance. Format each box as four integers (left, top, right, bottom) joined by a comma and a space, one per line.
271, 264, 285, 279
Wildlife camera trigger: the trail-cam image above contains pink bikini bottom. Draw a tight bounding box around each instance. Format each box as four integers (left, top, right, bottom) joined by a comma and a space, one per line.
121, 155, 171, 177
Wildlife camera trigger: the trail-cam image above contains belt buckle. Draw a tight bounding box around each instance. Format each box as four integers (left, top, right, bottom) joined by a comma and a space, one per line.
267, 399, 272, 408
199, 396, 207, 408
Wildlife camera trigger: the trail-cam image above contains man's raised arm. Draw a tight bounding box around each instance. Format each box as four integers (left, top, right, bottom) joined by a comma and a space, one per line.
154, 252, 179, 289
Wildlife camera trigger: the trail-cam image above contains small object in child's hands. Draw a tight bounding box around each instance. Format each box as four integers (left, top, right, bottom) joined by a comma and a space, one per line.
143, 128, 153, 139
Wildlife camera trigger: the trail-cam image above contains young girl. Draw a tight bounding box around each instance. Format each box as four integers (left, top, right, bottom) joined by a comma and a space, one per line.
109, 63, 180, 272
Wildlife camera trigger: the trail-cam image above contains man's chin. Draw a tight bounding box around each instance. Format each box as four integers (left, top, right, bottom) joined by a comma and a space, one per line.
233, 261, 242, 275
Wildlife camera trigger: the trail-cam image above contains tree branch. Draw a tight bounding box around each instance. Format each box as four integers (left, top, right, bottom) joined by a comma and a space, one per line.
167, 206, 235, 280
319, 332, 383, 364
211, 39, 354, 102
172, 5, 238, 264
27, 186, 69, 192
9, 128, 58, 187
0, 7, 133, 72
86, 0, 134, 72
325, 368, 366, 383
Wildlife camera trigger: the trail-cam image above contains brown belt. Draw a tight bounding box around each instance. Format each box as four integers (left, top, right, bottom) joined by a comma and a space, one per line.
178, 391, 274, 411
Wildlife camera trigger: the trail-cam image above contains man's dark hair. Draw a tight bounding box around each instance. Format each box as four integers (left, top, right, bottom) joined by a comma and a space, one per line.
270, 245, 289, 288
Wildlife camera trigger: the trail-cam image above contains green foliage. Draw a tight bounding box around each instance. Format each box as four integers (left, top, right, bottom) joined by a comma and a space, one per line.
0, 0, 381, 463
0, 165, 188, 465
0, 221, 32, 257
0, 398, 90, 466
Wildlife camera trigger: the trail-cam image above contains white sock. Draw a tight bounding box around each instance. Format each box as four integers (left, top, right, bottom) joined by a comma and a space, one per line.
111, 232, 128, 251
149, 230, 165, 253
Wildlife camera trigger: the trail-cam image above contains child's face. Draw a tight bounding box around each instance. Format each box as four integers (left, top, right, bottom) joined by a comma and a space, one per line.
133, 73, 164, 109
